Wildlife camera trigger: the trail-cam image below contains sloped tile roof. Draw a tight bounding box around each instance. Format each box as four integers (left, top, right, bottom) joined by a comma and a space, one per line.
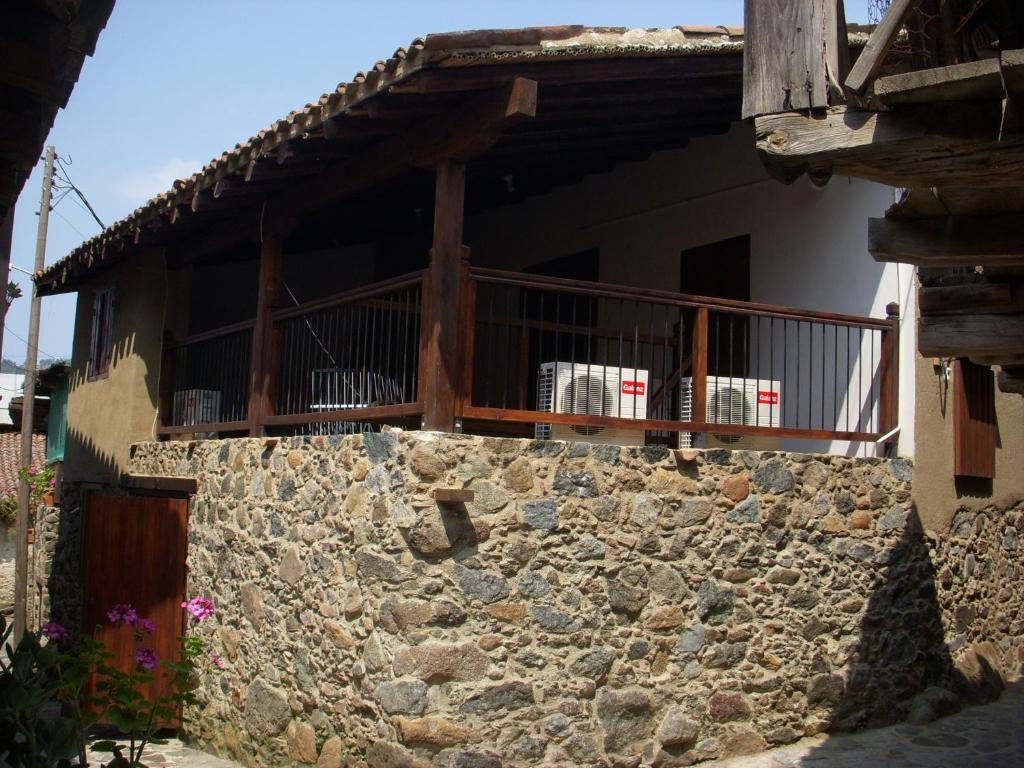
0, 432, 46, 500
36, 24, 869, 291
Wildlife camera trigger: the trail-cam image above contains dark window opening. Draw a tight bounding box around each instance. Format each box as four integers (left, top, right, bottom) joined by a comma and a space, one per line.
89, 286, 115, 378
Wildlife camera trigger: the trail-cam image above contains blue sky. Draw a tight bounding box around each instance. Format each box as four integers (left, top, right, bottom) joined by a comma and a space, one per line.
8, 0, 875, 362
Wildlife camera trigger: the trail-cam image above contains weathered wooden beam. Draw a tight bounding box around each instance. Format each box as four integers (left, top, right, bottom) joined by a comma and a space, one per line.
755, 104, 1024, 187
919, 283, 1018, 315
431, 488, 475, 503
421, 160, 467, 433
874, 59, 1004, 107
247, 237, 283, 437
845, 0, 919, 95
919, 313, 1024, 358
869, 214, 1024, 267
741, 0, 848, 118
1002, 49, 1024, 95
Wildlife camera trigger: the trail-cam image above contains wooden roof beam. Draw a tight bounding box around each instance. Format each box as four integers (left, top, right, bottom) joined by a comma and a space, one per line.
874, 59, 1004, 107
844, 0, 919, 96
870, 214, 1024, 267
266, 77, 538, 234
754, 103, 1024, 187
411, 56, 741, 95
919, 313, 1024, 358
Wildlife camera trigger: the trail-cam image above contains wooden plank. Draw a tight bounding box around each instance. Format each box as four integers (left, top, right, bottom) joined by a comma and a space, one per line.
741, 0, 848, 118
156, 419, 251, 436
121, 475, 198, 494
1002, 49, 1024, 95
878, 304, 900, 435
431, 488, 475, 503
262, 402, 422, 427
919, 313, 1024, 357
869, 214, 1024, 267
874, 59, 1004, 106
919, 283, 1016, 315
952, 359, 996, 479
462, 405, 881, 442
845, 0, 919, 95
157, 338, 174, 431
421, 160, 467, 433
754, 103, 1024, 187
458, 263, 478, 415
247, 238, 282, 436
166, 318, 256, 348
691, 307, 709, 429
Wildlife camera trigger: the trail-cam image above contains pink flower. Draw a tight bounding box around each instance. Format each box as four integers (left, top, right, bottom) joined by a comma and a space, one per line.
134, 646, 158, 670
209, 652, 224, 669
106, 603, 138, 626
181, 596, 215, 622
42, 622, 68, 641
136, 618, 156, 634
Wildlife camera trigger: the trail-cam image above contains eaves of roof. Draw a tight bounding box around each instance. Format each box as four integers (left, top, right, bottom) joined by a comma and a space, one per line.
35, 24, 869, 292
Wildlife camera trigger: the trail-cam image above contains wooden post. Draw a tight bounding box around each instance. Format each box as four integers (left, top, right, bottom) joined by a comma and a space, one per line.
691, 307, 709, 431
248, 237, 283, 436
742, 0, 849, 118
458, 261, 478, 415
878, 302, 900, 437
157, 334, 175, 433
422, 159, 467, 432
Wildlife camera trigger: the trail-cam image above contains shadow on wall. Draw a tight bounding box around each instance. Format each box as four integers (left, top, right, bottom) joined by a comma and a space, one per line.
807, 504, 1006, 758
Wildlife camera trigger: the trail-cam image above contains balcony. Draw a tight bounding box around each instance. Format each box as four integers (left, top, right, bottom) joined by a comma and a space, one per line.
157, 267, 899, 451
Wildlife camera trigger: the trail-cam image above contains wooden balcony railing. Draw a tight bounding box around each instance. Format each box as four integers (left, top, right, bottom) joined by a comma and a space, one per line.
157, 321, 254, 435
460, 268, 899, 445
158, 266, 898, 447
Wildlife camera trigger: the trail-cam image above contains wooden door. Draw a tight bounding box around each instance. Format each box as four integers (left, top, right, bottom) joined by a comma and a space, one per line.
83, 494, 188, 707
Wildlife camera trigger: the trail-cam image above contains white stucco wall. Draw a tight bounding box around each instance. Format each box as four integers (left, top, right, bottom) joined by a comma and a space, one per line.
465, 123, 916, 457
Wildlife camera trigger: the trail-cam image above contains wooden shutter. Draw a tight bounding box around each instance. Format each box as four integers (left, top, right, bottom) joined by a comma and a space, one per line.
953, 359, 996, 479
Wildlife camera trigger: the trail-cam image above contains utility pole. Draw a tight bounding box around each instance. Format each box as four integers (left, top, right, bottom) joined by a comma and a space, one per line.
0, 211, 13, 365
14, 145, 54, 642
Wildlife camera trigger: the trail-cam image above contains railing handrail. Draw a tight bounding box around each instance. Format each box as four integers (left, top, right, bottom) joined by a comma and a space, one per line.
272, 270, 426, 322
469, 266, 891, 330
167, 319, 255, 349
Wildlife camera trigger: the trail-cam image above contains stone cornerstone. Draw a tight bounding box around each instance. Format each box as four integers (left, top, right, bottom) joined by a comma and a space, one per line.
123, 432, 1023, 768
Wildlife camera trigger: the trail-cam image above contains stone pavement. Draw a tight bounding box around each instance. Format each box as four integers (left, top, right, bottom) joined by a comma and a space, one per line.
707, 682, 1024, 768
85, 738, 241, 768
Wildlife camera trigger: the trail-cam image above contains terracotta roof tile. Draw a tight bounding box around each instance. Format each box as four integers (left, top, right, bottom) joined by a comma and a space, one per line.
0, 433, 46, 499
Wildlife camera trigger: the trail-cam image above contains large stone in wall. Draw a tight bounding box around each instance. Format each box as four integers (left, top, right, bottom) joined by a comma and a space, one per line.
392, 642, 491, 682
595, 687, 655, 755
244, 678, 291, 736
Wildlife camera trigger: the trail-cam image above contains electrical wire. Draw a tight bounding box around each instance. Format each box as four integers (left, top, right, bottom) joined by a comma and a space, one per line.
51, 208, 90, 241
3, 325, 61, 362
52, 154, 105, 230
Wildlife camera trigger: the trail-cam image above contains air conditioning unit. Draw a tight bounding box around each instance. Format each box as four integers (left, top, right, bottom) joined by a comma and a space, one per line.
536, 362, 648, 446
679, 376, 781, 450
173, 389, 221, 427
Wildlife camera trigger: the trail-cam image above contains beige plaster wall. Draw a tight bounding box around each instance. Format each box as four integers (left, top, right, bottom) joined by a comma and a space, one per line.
912, 352, 1024, 532
64, 247, 168, 483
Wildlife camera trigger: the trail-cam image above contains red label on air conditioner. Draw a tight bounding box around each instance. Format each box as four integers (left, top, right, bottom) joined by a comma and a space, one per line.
758, 390, 779, 405
622, 381, 646, 396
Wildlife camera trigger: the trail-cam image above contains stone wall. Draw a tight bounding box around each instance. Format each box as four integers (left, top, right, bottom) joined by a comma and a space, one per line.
123, 432, 1023, 768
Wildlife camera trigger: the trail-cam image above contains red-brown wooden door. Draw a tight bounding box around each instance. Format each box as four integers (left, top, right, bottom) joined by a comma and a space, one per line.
83, 494, 188, 707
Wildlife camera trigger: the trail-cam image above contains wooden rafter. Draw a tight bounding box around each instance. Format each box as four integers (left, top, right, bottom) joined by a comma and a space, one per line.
869, 214, 1024, 267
